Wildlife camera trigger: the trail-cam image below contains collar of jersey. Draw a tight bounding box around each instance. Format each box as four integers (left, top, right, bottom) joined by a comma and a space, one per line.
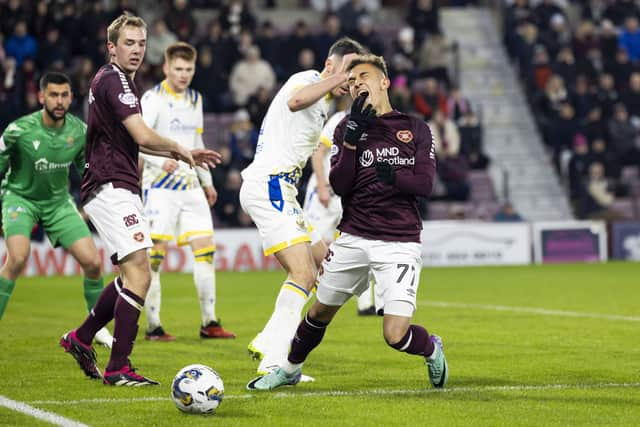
161, 80, 183, 100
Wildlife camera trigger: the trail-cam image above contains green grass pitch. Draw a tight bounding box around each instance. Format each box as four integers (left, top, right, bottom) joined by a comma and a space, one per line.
1, 263, 639, 426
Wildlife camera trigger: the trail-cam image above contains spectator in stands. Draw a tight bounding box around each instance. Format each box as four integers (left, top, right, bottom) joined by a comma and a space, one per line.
79, 2, 110, 57
529, 45, 553, 94
295, 48, 316, 73
595, 73, 619, 119
191, 45, 230, 112
446, 86, 471, 121
535, 74, 568, 143
351, 15, 385, 56
568, 134, 591, 204
430, 110, 470, 201
533, 0, 564, 33
514, 22, 539, 79
571, 20, 599, 59
146, 19, 178, 67
314, 13, 343, 70
551, 47, 577, 91
621, 72, 640, 120
602, 0, 640, 27
197, 20, 234, 75
550, 102, 580, 174
337, 0, 371, 35
599, 19, 620, 62
608, 103, 640, 167
215, 168, 244, 227
458, 109, 489, 170
605, 48, 635, 93
539, 13, 571, 59
31, 1, 53, 42
59, 3, 82, 55
416, 30, 451, 88
36, 27, 71, 72
570, 74, 594, 121
228, 109, 259, 169
4, 20, 37, 68
618, 16, 640, 62
390, 27, 415, 80
583, 106, 608, 143
493, 202, 523, 222
229, 45, 275, 107
589, 137, 621, 181
246, 86, 271, 129
285, 20, 316, 75
389, 74, 412, 112
0, 56, 17, 129
218, 0, 257, 36
579, 162, 625, 221
503, 0, 532, 60
0, 0, 26, 37
414, 77, 448, 120
408, 0, 440, 45
256, 20, 283, 79
166, 0, 197, 41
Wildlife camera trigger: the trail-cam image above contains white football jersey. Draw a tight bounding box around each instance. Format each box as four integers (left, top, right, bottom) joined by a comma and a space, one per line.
241, 70, 332, 182
306, 110, 346, 191
140, 81, 212, 190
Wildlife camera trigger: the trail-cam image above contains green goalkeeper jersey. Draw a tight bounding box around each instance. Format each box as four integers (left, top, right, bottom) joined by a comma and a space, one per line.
0, 111, 86, 204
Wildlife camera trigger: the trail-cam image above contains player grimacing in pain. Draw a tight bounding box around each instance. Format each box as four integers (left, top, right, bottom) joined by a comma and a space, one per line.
248, 55, 448, 391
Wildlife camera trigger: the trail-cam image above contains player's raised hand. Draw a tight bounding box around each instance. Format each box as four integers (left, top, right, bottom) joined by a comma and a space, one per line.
344, 94, 376, 146
191, 148, 222, 169
338, 53, 358, 76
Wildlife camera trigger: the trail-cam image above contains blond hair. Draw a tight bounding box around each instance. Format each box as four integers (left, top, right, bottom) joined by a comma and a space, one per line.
346, 54, 389, 78
165, 42, 197, 63
107, 13, 147, 45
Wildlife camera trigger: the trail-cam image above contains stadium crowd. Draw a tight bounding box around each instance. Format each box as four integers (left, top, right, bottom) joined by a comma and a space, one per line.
503, 0, 640, 220
0, 0, 490, 229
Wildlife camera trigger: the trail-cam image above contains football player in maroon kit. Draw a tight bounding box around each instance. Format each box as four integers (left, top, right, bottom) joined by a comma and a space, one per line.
248, 54, 448, 391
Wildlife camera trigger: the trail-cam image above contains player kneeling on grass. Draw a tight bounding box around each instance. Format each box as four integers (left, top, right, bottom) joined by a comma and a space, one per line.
0, 71, 112, 347
247, 55, 448, 391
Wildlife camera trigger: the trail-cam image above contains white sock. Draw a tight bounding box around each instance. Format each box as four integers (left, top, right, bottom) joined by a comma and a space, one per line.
258, 281, 309, 372
144, 269, 162, 330
282, 359, 303, 375
357, 281, 374, 310
194, 261, 216, 326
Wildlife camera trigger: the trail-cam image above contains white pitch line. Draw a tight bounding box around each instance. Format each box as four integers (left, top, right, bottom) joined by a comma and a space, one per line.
29, 382, 640, 405
0, 395, 89, 427
419, 301, 640, 322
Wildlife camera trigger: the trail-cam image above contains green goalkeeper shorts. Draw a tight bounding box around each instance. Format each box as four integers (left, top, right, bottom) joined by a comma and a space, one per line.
2, 192, 91, 249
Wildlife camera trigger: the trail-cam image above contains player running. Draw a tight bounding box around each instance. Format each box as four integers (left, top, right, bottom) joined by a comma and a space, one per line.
240, 37, 366, 380
140, 42, 235, 341
59, 13, 220, 386
248, 55, 447, 391
0, 71, 112, 347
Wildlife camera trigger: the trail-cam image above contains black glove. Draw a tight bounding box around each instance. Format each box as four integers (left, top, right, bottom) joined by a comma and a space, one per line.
343, 94, 377, 145
375, 161, 395, 185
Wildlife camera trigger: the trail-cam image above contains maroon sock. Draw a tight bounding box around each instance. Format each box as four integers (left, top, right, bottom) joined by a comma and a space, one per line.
288, 313, 329, 364
76, 279, 119, 345
106, 288, 145, 372
389, 325, 435, 357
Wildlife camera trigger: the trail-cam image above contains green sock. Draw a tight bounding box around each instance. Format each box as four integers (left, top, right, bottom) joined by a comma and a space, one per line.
83, 277, 104, 312
0, 276, 16, 320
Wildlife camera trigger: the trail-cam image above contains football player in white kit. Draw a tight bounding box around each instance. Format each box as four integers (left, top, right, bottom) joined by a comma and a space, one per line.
302, 99, 378, 316
140, 42, 235, 340
240, 38, 366, 382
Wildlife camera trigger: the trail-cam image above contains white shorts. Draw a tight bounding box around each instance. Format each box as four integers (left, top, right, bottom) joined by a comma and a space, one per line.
303, 183, 342, 243
84, 183, 153, 264
143, 188, 214, 246
316, 232, 422, 317
240, 178, 317, 256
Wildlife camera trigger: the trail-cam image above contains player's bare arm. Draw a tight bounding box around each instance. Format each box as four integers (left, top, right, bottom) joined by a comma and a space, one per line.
311, 144, 332, 208
287, 53, 358, 112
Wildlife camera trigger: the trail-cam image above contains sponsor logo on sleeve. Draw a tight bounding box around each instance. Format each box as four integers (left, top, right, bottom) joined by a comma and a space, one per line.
396, 130, 413, 143
330, 144, 339, 158
118, 92, 138, 107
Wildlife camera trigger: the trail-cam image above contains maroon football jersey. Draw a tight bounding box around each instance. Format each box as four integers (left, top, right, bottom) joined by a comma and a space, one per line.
329, 110, 436, 243
81, 63, 142, 204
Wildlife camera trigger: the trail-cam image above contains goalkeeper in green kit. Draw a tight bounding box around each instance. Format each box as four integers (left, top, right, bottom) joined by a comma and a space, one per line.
0, 72, 112, 347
